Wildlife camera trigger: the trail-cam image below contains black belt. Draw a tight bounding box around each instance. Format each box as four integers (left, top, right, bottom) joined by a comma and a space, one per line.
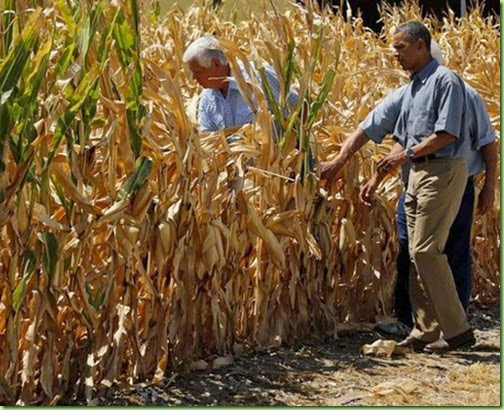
411, 154, 437, 163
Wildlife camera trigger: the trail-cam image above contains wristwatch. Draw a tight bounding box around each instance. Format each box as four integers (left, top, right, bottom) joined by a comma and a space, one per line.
405, 147, 415, 159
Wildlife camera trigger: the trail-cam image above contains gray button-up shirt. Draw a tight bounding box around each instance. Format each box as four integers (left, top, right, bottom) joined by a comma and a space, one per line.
359, 59, 470, 160
358, 60, 495, 180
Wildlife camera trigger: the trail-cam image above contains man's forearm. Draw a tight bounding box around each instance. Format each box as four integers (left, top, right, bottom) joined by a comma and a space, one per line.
381, 142, 404, 173
410, 131, 456, 157
336, 128, 370, 163
481, 140, 498, 187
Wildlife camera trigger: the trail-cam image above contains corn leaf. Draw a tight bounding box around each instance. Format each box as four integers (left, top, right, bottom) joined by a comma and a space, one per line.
1, 0, 16, 58
258, 66, 284, 131
305, 68, 335, 130
122, 156, 152, 197
12, 250, 36, 313
37, 232, 58, 281
0, 9, 42, 95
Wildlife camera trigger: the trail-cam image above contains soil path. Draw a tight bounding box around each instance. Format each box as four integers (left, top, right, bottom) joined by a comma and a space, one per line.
94, 304, 500, 406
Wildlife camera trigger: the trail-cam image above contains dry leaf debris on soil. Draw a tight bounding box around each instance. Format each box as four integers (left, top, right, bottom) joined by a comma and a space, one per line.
84, 305, 500, 406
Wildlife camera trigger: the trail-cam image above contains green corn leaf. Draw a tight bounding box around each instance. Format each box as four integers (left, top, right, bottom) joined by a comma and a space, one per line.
50, 173, 71, 218
21, 36, 52, 108
85, 282, 106, 310
128, 0, 141, 50
150, 1, 161, 23
98, 10, 118, 63
55, 0, 77, 37
279, 102, 303, 152
0, 102, 13, 172
112, 4, 145, 157
12, 37, 53, 160
79, 12, 91, 67
126, 109, 142, 157
85, 0, 103, 68
76, 0, 103, 72
94, 291, 106, 310
258, 67, 284, 131
1, 0, 16, 58
84, 282, 96, 308
122, 156, 152, 197
113, 12, 135, 68
305, 68, 335, 131
0, 9, 42, 95
12, 250, 36, 313
310, 26, 324, 70
8, 134, 20, 163
54, 43, 77, 80
37, 232, 58, 280
283, 40, 295, 103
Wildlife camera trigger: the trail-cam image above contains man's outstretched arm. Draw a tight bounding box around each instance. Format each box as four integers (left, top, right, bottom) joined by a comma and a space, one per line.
319, 128, 369, 182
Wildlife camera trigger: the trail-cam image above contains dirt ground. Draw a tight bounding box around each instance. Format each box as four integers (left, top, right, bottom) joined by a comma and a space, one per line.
91, 304, 500, 406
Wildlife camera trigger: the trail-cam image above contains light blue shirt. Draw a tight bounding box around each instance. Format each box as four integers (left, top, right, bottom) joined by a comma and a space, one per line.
198, 63, 298, 133
464, 83, 495, 176
359, 59, 470, 159
358, 60, 495, 178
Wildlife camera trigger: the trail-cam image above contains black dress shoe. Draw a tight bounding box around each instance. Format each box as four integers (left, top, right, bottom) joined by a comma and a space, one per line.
397, 336, 429, 352
424, 329, 476, 353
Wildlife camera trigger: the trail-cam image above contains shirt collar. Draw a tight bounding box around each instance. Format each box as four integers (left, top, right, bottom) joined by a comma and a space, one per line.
208, 77, 238, 99
410, 58, 439, 84
228, 77, 239, 91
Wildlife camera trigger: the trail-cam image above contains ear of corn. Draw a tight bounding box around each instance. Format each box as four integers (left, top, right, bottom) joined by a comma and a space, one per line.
0, 0, 499, 405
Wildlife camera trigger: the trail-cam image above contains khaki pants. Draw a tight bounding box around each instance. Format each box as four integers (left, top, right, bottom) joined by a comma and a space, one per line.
405, 158, 470, 342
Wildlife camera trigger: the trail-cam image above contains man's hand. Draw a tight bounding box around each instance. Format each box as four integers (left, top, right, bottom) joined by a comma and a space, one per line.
377, 149, 407, 174
319, 129, 370, 182
478, 183, 494, 214
359, 175, 380, 205
320, 158, 345, 182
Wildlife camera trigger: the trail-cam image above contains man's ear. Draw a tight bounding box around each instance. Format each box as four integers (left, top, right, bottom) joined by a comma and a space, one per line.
211, 57, 221, 69
417, 38, 427, 51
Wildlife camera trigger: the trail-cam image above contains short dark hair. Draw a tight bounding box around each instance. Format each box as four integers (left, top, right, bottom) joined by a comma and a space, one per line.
395, 21, 431, 53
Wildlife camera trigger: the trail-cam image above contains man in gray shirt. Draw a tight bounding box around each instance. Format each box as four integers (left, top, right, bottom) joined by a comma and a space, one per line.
321, 22, 475, 353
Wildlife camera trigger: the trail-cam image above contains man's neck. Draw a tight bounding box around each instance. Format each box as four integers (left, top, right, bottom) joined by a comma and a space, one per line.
410, 55, 433, 76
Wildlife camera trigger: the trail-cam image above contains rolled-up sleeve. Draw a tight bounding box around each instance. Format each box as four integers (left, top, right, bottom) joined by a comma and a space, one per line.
434, 79, 465, 138
358, 89, 403, 144
470, 94, 496, 149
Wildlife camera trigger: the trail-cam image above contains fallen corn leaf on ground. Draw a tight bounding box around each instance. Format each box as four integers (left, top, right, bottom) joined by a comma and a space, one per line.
78, 304, 500, 406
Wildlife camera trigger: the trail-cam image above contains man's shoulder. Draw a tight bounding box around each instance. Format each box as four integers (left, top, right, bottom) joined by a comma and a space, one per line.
392, 83, 409, 98
464, 83, 483, 103
379, 84, 408, 107
433, 65, 463, 85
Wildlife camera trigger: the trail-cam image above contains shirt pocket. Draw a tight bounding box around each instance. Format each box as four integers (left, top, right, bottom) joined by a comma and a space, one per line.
407, 109, 436, 139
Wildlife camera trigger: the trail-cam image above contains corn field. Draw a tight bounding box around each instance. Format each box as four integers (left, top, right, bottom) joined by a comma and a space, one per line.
0, 0, 499, 405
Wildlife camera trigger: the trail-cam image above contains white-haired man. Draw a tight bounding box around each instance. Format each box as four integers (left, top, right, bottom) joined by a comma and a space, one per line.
183, 35, 298, 134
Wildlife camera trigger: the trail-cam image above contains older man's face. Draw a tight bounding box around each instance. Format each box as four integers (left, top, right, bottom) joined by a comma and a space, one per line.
188, 58, 225, 89
393, 31, 421, 72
